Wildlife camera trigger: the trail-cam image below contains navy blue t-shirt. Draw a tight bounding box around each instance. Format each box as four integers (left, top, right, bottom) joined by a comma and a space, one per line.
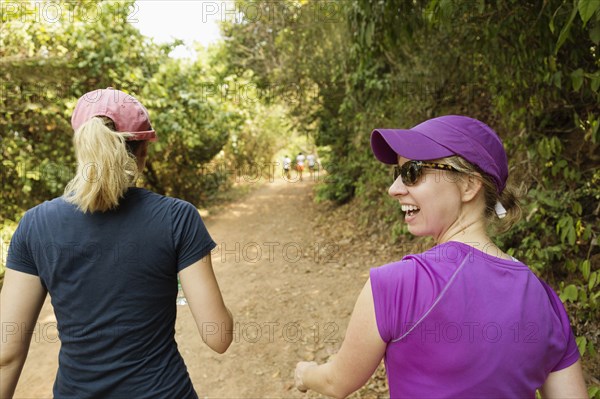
7, 187, 216, 398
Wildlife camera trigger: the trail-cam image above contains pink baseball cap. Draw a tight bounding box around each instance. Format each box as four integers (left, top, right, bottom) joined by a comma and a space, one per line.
370, 115, 508, 193
71, 87, 157, 141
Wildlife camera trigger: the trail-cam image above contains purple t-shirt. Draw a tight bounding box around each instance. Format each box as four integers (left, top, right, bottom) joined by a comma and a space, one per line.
370, 241, 579, 398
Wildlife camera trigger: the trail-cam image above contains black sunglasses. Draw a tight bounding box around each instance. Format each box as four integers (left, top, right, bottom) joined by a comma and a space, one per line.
393, 161, 459, 186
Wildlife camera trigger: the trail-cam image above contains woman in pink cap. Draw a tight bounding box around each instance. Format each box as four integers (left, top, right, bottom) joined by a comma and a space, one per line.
294, 115, 587, 398
1, 88, 233, 398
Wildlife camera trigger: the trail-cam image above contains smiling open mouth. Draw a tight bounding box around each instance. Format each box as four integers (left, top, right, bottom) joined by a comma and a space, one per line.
401, 204, 421, 217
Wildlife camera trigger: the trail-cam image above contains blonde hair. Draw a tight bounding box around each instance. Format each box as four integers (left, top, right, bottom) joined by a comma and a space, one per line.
442, 156, 523, 233
64, 117, 139, 213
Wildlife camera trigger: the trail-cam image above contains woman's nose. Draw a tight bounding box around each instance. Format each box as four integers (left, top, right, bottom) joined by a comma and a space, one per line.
388, 176, 408, 198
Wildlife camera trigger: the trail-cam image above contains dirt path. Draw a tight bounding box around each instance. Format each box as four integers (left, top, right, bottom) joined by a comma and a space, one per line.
13, 176, 389, 398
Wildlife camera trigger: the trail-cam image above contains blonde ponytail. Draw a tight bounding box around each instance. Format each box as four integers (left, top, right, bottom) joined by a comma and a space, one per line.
443, 155, 523, 233
495, 184, 524, 233
64, 117, 138, 213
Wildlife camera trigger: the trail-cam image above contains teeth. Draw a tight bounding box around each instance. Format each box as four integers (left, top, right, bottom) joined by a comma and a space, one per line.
401, 204, 420, 212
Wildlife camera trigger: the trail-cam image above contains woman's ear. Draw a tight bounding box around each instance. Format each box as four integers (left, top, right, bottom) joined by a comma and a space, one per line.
460, 171, 483, 202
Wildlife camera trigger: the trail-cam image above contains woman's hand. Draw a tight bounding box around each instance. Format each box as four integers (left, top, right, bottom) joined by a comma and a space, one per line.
291, 280, 386, 398
295, 361, 317, 392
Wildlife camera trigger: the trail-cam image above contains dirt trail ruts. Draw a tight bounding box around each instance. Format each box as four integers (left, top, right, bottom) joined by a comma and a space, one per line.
13, 176, 387, 398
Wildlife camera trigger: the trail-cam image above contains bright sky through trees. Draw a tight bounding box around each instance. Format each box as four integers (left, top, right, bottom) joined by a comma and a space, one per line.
134, 1, 223, 58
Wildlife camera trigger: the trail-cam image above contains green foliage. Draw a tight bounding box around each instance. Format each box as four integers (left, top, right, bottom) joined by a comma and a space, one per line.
590, 384, 600, 399
1, 0, 287, 213
140, 55, 240, 203
1, 0, 171, 216
0, 220, 19, 289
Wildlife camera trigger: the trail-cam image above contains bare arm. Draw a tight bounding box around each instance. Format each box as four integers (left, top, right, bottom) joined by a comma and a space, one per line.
179, 254, 233, 354
541, 359, 588, 399
0, 269, 47, 398
295, 279, 386, 398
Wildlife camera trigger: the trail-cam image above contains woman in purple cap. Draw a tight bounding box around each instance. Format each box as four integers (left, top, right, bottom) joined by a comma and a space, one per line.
1, 88, 233, 398
294, 115, 587, 398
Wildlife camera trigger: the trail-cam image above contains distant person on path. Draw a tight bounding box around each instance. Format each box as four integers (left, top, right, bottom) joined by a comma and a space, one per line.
294, 115, 587, 398
296, 152, 305, 181
282, 154, 292, 180
1, 88, 233, 398
306, 153, 317, 180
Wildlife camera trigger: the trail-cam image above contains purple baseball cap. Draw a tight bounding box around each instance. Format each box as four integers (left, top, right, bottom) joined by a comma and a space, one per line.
370, 115, 508, 193
71, 87, 157, 141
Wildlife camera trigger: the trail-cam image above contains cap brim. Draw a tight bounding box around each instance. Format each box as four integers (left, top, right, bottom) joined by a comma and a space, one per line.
127, 131, 158, 142
370, 128, 454, 164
